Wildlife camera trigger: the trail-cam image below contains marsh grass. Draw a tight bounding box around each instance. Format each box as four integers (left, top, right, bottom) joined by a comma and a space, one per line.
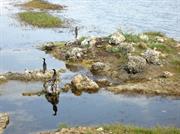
22, 0, 63, 10
18, 12, 63, 28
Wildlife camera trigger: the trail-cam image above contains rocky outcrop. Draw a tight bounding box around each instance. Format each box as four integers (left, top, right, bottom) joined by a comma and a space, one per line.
124, 55, 147, 74
71, 74, 99, 91
65, 47, 85, 60
0, 113, 9, 134
109, 32, 125, 45
143, 48, 161, 65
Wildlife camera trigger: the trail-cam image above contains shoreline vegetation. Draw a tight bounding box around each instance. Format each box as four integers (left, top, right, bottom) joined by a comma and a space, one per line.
40, 124, 180, 134
18, 11, 64, 28
21, 0, 64, 10
40, 31, 180, 97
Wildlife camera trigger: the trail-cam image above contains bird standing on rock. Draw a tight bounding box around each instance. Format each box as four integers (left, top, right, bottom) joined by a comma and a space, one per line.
43, 58, 47, 74
75, 26, 78, 39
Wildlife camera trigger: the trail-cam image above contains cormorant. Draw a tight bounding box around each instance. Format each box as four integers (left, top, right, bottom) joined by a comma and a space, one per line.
42, 58, 47, 74
75, 26, 78, 39
51, 69, 57, 83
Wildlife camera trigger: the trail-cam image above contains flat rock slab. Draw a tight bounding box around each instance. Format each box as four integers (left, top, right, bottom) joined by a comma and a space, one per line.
0, 113, 9, 134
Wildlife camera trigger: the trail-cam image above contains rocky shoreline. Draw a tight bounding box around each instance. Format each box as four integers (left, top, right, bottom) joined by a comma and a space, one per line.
40, 31, 180, 97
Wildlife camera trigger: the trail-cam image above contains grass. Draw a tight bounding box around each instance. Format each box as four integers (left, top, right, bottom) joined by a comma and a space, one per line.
103, 124, 180, 134
18, 11, 63, 28
22, 0, 63, 10
144, 32, 165, 37
147, 42, 172, 53
58, 123, 69, 130
123, 33, 141, 43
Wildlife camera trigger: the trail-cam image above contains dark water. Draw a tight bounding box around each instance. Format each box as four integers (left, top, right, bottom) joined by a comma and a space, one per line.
0, 0, 180, 133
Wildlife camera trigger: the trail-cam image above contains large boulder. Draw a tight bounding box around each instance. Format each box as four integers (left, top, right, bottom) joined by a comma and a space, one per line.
143, 48, 161, 65
65, 47, 84, 60
109, 32, 125, 45
91, 62, 106, 73
124, 55, 147, 74
71, 74, 99, 91
117, 42, 135, 54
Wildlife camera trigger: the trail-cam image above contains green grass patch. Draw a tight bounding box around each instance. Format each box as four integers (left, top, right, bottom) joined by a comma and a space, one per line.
18, 11, 63, 28
144, 32, 165, 37
123, 33, 141, 43
148, 42, 173, 53
22, 0, 63, 10
58, 123, 69, 130
103, 124, 180, 134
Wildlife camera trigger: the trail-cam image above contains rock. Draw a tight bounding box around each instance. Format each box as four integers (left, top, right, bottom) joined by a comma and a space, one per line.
65, 47, 84, 60
81, 37, 102, 48
117, 42, 135, 54
161, 71, 174, 78
175, 43, 180, 48
96, 78, 112, 87
124, 55, 147, 74
156, 36, 165, 43
62, 83, 72, 92
65, 39, 80, 46
109, 32, 125, 45
96, 127, 104, 131
0, 113, 9, 134
0, 76, 7, 84
143, 48, 161, 65
71, 74, 99, 91
139, 34, 149, 41
91, 62, 106, 73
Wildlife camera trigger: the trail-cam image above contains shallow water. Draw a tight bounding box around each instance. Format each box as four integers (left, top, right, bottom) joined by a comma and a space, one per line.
0, 0, 180, 133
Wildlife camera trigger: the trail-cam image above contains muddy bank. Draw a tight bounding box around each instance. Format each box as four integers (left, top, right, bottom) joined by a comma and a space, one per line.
40, 31, 180, 96
0, 113, 9, 134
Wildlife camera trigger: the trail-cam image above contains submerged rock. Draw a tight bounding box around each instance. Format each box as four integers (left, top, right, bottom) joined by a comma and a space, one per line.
124, 55, 146, 74
143, 48, 161, 65
71, 74, 99, 91
0, 113, 9, 134
65, 47, 84, 60
109, 32, 125, 45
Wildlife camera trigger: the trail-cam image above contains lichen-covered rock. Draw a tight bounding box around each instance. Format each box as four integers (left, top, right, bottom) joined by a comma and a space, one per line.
71, 74, 99, 91
0, 113, 9, 134
65, 47, 84, 60
139, 34, 149, 41
143, 48, 161, 65
124, 55, 147, 74
65, 39, 80, 46
117, 42, 135, 54
91, 62, 106, 72
109, 32, 125, 45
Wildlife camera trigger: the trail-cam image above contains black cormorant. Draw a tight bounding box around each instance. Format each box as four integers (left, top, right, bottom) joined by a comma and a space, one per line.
75, 26, 78, 39
42, 58, 47, 74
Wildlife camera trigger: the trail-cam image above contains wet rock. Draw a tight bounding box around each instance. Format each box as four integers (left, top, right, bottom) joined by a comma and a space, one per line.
161, 71, 174, 78
109, 32, 125, 45
0, 113, 9, 134
139, 34, 149, 41
156, 36, 165, 43
91, 62, 106, 73
65, 47, 84, 60
117, 42, 135, 54
71, 74, 99, 91
143, 48, 161, 65
95, 78, 112, 87
124, 55, 147, 74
